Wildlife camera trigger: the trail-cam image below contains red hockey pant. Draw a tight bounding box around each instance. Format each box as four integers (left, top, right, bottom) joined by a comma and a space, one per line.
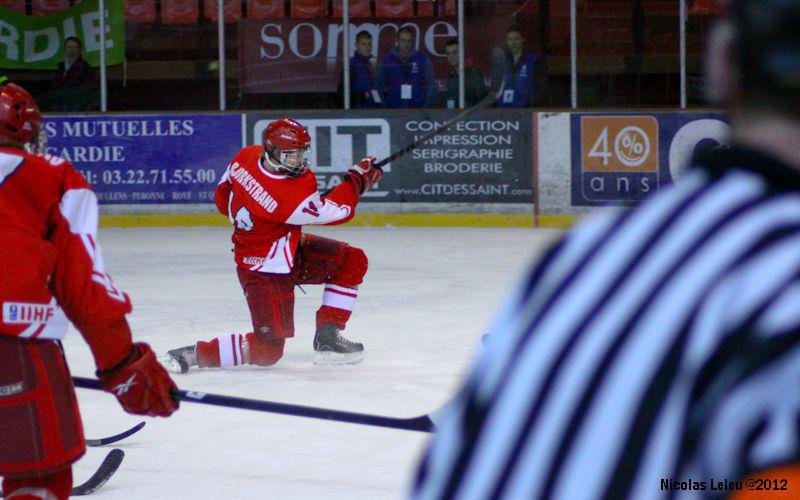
197, 234, 368, 367
0, 336, 84, 499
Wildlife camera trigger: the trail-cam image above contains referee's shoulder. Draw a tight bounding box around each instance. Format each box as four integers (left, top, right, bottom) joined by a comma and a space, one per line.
692, 144, 800, 195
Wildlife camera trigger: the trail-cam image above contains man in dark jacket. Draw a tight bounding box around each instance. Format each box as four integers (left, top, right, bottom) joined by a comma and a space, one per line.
346, 31, 382, 108
375, 27, 437, 109
54, 37, 96, 90
50, 37, 98, 111
438, 39, 487, 108
497, 25, 549, 108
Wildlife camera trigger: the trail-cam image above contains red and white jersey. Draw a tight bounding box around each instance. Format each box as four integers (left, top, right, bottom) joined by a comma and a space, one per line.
214, 145, 360, 273
0, 146, 131, 341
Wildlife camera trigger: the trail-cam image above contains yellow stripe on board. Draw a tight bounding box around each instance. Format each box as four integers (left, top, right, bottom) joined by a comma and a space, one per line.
99, 213, 580, 229
537, 214, 580, 229
99, 214, 229, 228
349, 213, 535, 227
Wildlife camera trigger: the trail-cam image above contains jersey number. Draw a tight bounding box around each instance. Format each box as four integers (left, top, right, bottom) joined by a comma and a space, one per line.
302, 200, 320, 217
234, 207, 254, 231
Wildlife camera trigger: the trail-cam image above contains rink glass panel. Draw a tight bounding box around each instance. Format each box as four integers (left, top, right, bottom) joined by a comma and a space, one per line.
1, 1, 716, 111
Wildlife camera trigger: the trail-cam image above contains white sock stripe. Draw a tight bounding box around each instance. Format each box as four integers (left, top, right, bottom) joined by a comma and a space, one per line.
231, 334, 239, 365
322, 290, 357, 311
218, 334, 243, 368
326, 289, 358, 299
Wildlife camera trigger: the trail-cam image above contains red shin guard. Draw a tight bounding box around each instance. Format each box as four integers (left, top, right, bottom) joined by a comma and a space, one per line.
244, 333, 285, 366
316, 306, 352, 330
196, 338, 223, 368
196, 333, 285, 367
314, 247, 367, 330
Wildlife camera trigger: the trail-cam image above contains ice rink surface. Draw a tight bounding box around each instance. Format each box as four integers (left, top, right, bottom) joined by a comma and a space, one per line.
63, 225, 561, 499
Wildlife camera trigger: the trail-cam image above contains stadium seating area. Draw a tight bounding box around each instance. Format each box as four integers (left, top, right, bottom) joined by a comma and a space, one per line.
1, 0, 458, 19
2, 0, 719, 109
1, 0, 717, 23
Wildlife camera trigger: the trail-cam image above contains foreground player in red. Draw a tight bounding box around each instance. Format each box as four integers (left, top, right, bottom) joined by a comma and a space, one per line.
163, 117, 381, 372
0, 83, 179, 500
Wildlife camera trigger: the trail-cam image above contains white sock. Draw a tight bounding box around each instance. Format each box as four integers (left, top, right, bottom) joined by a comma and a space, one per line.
217, 333, 244, 368
322, 284, 358, 312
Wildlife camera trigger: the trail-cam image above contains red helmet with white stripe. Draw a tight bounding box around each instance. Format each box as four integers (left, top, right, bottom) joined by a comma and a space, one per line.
0, 83, 45, 153
262, 117, 311, 177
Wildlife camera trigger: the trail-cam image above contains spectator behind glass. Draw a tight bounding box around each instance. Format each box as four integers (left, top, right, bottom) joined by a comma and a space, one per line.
344, 31, 382, 108
437, 39, 487, 108
47, 36, 99, 111
497, 25, 550, 108
375, 27, 437, 109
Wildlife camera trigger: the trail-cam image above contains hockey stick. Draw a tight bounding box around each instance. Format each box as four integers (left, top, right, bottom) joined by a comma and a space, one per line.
0, 449, 123, 497
71, 449, 124, 496
372, 90, 499, 170
72, 376, 435, 433
87, 421, 146, 447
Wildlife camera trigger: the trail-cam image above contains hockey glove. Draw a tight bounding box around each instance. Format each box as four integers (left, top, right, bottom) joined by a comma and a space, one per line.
98, 342, 179, 417
345, 156, 382, 195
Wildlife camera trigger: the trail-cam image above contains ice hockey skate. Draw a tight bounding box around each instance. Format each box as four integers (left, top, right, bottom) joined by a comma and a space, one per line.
313, 324, 364, 365
161, 345, 197, 374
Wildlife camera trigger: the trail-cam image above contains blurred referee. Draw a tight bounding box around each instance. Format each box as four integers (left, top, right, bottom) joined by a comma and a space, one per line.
412, 1, 800, 499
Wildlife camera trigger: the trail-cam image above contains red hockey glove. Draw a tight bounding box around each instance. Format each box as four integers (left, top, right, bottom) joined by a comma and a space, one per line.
345, 156, 382, 195
98, 342, 179, 417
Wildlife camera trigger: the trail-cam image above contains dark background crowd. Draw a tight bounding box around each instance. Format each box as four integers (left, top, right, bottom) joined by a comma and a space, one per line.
341, 24, 549, 109
2, 0, 719, 111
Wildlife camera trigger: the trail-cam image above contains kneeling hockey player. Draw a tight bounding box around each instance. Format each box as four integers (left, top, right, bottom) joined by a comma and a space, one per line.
163, 117, 381, 372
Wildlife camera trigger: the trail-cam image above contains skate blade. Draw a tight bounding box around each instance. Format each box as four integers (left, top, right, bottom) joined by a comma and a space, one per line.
159, 354, 189, 374
313, 351, 363, 365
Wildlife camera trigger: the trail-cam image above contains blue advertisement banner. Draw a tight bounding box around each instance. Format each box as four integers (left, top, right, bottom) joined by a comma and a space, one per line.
43, 114, 242, 204
570, 113, 729, 206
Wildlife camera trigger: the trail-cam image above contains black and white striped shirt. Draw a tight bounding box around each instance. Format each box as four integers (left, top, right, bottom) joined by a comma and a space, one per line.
413, 145, 800, 500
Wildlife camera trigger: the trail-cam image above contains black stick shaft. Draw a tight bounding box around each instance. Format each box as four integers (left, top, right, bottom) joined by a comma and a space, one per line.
374, 91, 499, 169
72, 376, 434, 433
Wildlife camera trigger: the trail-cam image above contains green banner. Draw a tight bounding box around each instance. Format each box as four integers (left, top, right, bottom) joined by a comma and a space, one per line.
0, 0, 124, 70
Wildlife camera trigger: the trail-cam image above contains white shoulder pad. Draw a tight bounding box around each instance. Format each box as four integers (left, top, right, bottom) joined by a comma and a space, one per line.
60, 188, 99, 235
0, 151, 24, 185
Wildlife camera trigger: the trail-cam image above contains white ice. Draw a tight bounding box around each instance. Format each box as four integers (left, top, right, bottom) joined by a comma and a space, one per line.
63, 225, 560, 499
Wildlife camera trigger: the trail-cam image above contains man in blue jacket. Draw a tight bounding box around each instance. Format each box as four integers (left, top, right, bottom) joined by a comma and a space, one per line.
345, 31, 382, 108
376, 27, 437, 109
497, 25, 550, 108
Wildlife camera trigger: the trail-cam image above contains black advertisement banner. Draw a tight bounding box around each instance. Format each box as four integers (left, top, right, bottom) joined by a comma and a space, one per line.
245, 110, 534, 203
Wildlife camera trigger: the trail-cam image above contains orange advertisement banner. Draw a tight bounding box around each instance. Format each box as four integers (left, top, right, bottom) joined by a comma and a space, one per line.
580, 116, 659, 173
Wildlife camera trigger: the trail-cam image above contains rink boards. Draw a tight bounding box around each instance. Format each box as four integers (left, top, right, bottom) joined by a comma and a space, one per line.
43, 110, 728, 228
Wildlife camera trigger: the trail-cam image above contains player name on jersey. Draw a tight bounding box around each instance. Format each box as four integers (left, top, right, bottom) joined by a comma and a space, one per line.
230, 162, 279, 213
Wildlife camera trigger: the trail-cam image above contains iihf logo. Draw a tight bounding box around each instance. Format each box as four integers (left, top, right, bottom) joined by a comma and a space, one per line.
520, 66, 528, 77
3, 302, 56, 324
411, 62, 419, 73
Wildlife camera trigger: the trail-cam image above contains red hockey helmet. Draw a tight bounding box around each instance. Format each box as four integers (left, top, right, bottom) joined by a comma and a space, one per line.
0, 83, 44, 153
262, 117, 311, 177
